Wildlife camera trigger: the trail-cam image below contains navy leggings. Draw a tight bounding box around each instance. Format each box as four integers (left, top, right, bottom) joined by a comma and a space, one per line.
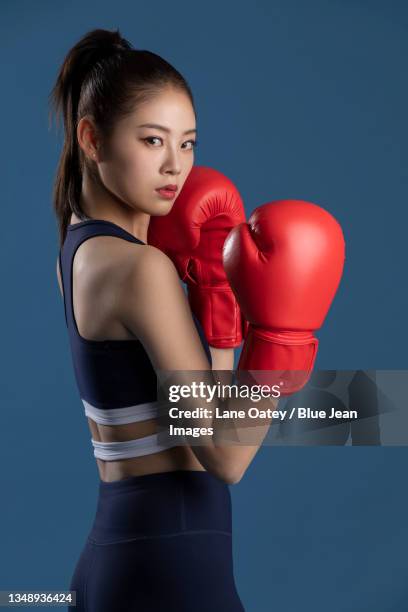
68, 470, 245, 611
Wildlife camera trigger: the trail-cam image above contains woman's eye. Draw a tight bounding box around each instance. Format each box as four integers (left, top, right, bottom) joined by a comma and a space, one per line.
182, 140, 198, 150
143, 137, 162, 146
142, 137, 198, 150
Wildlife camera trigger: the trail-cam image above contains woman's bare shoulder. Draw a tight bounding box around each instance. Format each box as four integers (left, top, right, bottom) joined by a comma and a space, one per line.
74, 236, 165, 287
80, 237, 181, 308
126, 242, 178, 277
122, 243, 182, 306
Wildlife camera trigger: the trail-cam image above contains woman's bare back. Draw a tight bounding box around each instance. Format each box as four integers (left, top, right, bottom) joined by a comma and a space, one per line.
57, 214, 205, 482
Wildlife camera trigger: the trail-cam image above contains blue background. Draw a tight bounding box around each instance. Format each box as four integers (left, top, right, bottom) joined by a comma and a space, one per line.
1, 0, 408, 610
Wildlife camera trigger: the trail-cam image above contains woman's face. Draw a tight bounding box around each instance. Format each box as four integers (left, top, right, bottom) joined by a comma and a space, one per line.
97, 86, 197, 216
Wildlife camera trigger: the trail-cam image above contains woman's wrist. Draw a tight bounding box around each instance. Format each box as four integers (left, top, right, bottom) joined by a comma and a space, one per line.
209, 346, 234, 370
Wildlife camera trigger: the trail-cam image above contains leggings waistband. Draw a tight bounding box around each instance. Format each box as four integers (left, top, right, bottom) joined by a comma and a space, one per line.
89, 470, 232, 545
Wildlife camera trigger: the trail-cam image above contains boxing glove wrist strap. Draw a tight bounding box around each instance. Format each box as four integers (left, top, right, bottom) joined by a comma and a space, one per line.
187, 283, 243, 349
237, 325, 319, 394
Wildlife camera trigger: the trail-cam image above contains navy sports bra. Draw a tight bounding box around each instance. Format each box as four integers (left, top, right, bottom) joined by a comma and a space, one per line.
59, 219, 212, 461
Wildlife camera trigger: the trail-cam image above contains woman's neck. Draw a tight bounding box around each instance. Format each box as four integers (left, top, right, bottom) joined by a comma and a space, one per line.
74, 172, 150, 243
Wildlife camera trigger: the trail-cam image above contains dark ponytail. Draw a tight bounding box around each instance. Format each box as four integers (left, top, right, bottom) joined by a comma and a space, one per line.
48, 28, 195, 247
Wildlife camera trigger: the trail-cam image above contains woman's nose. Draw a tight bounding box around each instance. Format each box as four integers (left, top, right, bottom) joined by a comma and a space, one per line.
162, 147, 182, 175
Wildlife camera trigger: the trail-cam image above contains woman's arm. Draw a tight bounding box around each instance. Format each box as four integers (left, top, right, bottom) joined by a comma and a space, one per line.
119, 245, 274, 484
209, 347, 234, 370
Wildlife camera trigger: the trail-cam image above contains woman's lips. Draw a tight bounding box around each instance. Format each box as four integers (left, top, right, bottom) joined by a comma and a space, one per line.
155, 188, 177, 200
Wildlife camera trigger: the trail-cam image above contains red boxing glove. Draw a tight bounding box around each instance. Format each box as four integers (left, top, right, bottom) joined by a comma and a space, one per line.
148, 166, 247, 348
223, 200, 345, 394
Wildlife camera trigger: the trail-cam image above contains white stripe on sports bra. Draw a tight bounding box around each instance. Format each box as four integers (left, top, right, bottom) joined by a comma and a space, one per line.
82, 398, 183, 460
82, 398, 167, 425
91, 432, 186, 461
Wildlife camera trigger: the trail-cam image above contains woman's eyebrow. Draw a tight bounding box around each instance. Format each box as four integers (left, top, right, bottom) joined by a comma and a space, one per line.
137, 123, 197, 135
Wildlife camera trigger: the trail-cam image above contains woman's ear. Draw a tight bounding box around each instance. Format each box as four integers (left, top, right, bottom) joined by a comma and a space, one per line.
77, 115, 100, 161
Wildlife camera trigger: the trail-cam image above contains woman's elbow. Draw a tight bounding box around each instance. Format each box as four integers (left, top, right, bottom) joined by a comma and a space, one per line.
216, 464, 245, 485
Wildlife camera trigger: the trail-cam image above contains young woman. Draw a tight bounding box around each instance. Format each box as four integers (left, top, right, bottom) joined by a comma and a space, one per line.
50, 28, 253, 612
50, 27, 344, 612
